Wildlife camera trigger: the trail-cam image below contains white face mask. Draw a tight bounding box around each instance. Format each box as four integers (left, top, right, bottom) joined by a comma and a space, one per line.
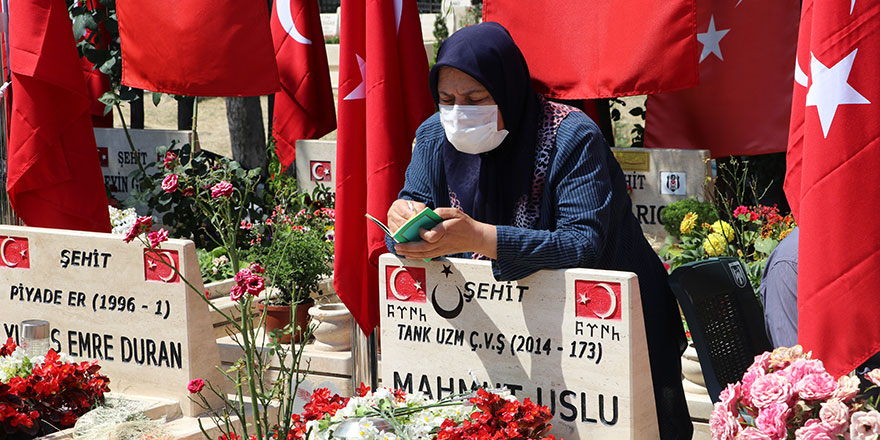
438, 105, 509, 155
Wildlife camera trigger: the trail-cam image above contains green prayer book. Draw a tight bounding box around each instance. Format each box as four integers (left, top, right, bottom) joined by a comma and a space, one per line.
366, 207, 443, 243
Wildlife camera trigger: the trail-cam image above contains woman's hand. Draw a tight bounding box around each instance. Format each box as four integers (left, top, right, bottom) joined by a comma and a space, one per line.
394, 208, 497, 260
387, 199, 427, 232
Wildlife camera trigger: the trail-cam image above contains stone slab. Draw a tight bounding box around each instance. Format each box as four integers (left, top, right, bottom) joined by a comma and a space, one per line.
0, 225, 222, 417
94, 128, 191, 203
378, 254, 659, 440
294, 140, 336, 194
611, 147, 711, 238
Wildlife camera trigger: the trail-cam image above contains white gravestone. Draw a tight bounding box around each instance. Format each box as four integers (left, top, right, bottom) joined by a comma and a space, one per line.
611, 147, 711, 238
379, 254, 659, 440
294, 140, 336, 194
94, 128, 191, 203
0, 225, 222, 417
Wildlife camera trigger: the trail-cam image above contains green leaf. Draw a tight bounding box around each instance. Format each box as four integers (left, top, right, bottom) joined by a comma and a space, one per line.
98, 56, 116, 75
754, 237, 779, 255
98, 91, 117, 106
152, 92, 163, 107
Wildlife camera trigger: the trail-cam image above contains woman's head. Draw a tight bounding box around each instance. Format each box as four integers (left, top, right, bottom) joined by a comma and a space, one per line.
430, 22, 533, 134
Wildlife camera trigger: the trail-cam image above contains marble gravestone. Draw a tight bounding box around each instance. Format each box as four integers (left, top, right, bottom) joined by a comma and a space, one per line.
294, 140, 336, 194
610, 147, 712, 238
0, 225, 222, 417
94, 128, 191, 203
378, 254, 659, 440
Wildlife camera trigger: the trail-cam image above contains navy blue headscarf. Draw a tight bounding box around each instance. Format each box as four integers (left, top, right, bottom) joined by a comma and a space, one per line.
429, 22, 540, 226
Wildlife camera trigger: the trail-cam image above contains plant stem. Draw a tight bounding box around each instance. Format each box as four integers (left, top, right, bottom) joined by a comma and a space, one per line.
240, 295, 264, 440
114, 101, 146, 174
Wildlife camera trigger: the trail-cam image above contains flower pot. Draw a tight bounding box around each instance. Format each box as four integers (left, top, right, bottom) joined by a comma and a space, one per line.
681, 343, 709, 395
257, 298, 313, 344
308, 303, 352, 351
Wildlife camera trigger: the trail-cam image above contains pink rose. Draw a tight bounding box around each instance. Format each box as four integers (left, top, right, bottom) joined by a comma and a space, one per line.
234, 268, 252, 284
187, 378, 205, 394
248, 262, 265, 274
245, 275, 265, 296
866, 369, 880, 387
741, 366, 765, 406
783, 359, 827, 384
229, 284, 245, 302
819, 399, 849, 435
163, 152, 177, 170
161, 174, 179, 193
737, 427, 773, 439
123, 216, 153, 243
211, 180, 234, 198
832, 375, 861, 402
710, 403, 741, 440
719, 383, 741, 413
796, 372, 837, 400
147, 229, 168, 248
795, 419, 834, 440
755, 402, 790, 439
851, 410, 880, 440
750, 373, 794, 409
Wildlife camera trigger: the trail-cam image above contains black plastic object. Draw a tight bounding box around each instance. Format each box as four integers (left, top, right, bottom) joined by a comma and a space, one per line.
669, 257, 773, 402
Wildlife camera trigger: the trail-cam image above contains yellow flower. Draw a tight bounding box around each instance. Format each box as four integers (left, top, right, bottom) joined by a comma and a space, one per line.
680, 212, 698, 235
778, 228, 793, 241
711, 220, 735, 243
701, 222, 713, 231
703, 232, 727, 256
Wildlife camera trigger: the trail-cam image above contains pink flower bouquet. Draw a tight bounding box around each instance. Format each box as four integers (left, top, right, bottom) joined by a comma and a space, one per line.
710, 345, 880, 440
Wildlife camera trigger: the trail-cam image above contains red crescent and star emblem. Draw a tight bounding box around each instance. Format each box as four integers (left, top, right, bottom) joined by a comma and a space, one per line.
386, 266, 426, 303
574, 280, 622, 320
0, 236, 29, 269
144, 249, 180, 283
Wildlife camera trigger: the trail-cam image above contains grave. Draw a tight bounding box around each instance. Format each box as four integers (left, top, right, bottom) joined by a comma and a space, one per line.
95, 127, 191, 203
378, 254, 659, 440
611, 147, 711, 238
294, 139, 336, 194
0, 225, 222, 417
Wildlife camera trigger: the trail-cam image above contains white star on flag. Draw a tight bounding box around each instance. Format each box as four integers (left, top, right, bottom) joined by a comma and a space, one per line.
343, 54, 366, 101
414, 281, 423, 291
805, 49, 871, 138
735, 0, 743, 6
578, 293, 590, 305
851, 0, 856, 14
697, 15, 730, 63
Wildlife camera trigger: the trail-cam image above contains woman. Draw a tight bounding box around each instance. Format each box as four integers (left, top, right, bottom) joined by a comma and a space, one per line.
386, 22, 692, 439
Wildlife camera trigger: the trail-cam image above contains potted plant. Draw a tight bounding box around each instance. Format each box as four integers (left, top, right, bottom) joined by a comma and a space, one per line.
246, 198, 335, 343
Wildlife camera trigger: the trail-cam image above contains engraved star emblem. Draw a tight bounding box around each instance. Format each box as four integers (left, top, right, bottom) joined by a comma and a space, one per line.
441, 264, 453, 278
148, 260, 157, 270
19, 249, 27, 259
413, 281, 423, 291
578, 293, 590, 305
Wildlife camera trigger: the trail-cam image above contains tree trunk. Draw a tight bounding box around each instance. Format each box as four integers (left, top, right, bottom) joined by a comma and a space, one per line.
225, 96, 267, 171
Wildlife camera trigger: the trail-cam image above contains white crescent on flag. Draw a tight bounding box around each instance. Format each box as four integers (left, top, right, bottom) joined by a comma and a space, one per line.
277, 0, 312, 45
795, 57, 808, 87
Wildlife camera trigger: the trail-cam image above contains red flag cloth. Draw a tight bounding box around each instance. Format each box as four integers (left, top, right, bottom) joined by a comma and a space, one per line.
117, 0, 280, 97
334, 0, 435, 333
7, 0, 111, 232
270, 0, 336, 169
786, 0, 880, 377
483, 0, 697, 99
78, 0, 112, 128
644, 0, 800, 158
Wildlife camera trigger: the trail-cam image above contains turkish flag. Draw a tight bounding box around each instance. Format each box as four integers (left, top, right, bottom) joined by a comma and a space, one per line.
483, 0, 697, 99
117, 0, 280, 96
270, 0, 336, 169
7, 0, 111, 232
786, 0, 880, 377
334, 0, 435, 333
644, 0, 800, 158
